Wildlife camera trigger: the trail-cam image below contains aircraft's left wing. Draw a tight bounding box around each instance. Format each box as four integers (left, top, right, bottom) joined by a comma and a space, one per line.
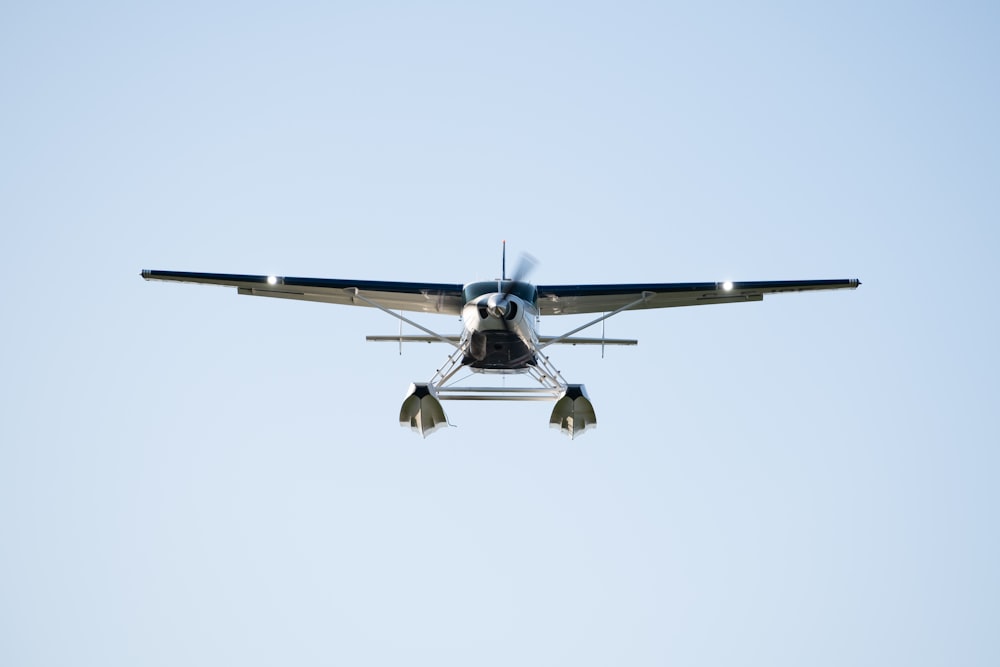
536, 279, 860, 316
141, 270, 466, 315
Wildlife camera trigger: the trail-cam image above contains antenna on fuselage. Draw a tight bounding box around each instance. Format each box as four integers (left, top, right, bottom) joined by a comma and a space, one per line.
502, 240, 507, 281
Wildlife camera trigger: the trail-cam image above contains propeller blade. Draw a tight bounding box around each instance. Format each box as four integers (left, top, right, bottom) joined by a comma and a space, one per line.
502, 252, 537, 298
497, 252, 537, 333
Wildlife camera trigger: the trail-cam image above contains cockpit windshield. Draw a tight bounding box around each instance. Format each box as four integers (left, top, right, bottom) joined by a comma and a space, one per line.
463, 281, 537, 305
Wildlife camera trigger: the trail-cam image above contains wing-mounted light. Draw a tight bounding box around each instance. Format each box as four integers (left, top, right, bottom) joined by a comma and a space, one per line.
549, 384, 597, 439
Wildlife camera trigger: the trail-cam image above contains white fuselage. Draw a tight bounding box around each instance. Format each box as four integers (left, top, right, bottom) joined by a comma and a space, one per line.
458, 284, 540, 371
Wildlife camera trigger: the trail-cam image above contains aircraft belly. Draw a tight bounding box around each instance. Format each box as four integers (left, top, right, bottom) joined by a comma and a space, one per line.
463, 331, 536, 370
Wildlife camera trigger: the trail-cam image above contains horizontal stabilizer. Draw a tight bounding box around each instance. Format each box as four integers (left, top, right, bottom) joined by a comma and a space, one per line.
367, 335, 636, 346
367, 335, 462, 344
538, 336, 637, 346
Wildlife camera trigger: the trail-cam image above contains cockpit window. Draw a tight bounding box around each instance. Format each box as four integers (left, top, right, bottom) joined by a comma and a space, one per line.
463, 281, 537, 304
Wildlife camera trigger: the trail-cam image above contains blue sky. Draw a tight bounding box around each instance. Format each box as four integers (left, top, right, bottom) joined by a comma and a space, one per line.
2, 2, 998, 665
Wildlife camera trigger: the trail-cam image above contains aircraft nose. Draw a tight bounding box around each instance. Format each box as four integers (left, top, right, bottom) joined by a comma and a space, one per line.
486, 294, 507, 319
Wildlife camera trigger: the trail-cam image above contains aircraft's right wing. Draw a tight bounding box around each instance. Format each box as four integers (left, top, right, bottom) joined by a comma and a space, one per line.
535, 279, 861, 316
141, 270, 466, 315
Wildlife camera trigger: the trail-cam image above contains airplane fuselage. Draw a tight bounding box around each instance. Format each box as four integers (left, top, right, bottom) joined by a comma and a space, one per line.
460, 281, 539, 371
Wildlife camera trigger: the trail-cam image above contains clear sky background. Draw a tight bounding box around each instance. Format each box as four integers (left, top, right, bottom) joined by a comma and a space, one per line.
2, 2, 998, 665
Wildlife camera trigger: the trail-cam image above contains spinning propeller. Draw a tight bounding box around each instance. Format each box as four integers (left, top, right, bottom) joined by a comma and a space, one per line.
491, 242, 537, 323
470, 244, 538, 362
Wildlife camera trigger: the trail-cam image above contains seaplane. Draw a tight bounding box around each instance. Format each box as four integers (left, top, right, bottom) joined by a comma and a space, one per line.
141, 245, 859, 438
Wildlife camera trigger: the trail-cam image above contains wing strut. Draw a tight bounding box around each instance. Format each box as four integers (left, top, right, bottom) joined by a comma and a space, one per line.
345, 288, 463, 351
538, 291, 655, 350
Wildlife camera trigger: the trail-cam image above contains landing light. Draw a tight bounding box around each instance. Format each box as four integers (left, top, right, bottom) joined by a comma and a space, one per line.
722, 281, 733, 291
267, 275, 278, 285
